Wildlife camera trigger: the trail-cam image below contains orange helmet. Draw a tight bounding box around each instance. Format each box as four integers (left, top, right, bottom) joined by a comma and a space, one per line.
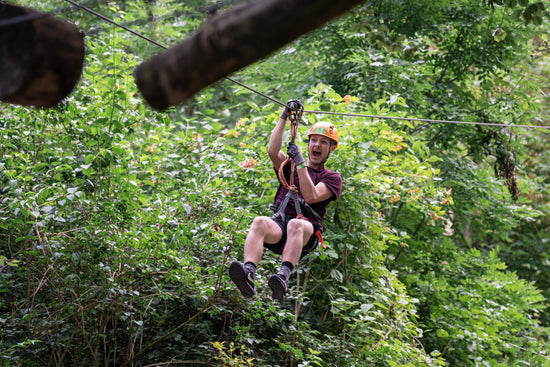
306, 121, 338, 148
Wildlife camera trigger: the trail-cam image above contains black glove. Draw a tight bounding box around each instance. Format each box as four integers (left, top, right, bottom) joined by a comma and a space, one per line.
287, 142, 305, 166
280, 103, 290, 119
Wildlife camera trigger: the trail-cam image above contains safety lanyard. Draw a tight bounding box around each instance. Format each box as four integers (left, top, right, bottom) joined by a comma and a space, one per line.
277, 100, 304, 194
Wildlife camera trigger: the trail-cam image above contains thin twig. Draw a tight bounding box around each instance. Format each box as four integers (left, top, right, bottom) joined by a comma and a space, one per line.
120, 299, 215, 367
45, 227, 86, 236
215, 212, 245, 293
119, 214, 244, 367
507, 342, 550, 361
142, 361, 213, 366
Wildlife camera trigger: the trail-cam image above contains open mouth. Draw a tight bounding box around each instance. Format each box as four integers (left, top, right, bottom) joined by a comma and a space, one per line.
311, 150, 322, 159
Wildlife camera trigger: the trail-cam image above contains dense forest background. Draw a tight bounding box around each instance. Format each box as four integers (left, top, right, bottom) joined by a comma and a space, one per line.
1, 0, 550, 366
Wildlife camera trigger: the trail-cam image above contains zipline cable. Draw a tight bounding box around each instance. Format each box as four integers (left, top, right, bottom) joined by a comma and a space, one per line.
84, 0, 239, 36
302, 110, 550, 130
62, 0, 550, 131
225, 76, 287, 107
63, 0, 168, 49
64, 0, 291, 107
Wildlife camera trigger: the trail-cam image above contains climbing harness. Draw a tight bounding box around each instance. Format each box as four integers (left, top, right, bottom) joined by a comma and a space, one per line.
272, 99, 326, 249
272, 191, 325, 249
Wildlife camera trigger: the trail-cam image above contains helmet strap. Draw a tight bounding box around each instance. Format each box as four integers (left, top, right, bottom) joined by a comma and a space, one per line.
322, 141, 337, 164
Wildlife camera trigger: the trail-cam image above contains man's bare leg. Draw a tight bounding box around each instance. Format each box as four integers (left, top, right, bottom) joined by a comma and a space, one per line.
243, 216, 283, 265
269, 219, 314, 301
229, 216, 282, 298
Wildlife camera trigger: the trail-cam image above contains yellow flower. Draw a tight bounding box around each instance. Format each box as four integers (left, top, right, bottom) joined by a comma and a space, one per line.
232, 131, 240, 138
240, 142, 247, 149
344, 95, 352, 104
236, 118, 245, 128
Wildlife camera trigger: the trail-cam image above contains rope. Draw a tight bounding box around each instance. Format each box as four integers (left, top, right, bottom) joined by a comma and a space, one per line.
61, 0, 550, 132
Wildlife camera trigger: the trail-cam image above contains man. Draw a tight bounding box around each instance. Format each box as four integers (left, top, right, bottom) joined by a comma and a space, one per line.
229, 102, 342, 301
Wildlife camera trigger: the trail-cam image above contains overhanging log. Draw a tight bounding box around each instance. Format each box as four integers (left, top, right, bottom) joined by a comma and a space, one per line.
134, 0, 364, 110
0, 2, 85, 108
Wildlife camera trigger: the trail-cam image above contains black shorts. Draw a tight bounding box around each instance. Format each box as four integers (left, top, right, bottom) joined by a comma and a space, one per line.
263, 214, 320, 258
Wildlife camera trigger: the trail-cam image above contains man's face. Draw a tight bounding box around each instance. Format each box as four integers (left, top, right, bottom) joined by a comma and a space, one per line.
308, 135, 335, 165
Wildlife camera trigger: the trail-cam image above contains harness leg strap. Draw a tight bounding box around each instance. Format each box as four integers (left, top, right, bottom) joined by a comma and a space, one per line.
292, 193, 302, 218
276, 193, 291, 218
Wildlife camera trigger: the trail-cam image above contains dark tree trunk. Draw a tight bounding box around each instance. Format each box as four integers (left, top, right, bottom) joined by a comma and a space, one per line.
0, 2, 85, 108
134, 0, 363, 110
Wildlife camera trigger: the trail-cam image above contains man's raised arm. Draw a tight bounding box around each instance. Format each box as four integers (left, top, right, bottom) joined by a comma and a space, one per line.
268, 105, 290, 170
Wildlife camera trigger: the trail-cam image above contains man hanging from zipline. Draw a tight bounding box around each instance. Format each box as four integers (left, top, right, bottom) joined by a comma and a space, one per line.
229, 99, 342, 301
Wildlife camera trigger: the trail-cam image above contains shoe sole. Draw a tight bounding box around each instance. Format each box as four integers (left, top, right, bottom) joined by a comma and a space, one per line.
268, 275, 287, 302
229, 262, 255, 298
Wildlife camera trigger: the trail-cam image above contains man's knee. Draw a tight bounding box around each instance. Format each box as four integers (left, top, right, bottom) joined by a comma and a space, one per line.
250, 216, 274, 233
287, 219, 311, 237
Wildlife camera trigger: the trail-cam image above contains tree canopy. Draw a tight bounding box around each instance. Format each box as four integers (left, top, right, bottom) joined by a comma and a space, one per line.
1, 0, 549, 366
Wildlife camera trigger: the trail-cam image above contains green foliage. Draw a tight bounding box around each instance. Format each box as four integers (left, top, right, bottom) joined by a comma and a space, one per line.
211, 341, 255, 366
1, 1, 549, 366
403, 246, 548, 366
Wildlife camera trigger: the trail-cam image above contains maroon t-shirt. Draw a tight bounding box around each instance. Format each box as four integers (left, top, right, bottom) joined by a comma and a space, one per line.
272, 160, 342, 231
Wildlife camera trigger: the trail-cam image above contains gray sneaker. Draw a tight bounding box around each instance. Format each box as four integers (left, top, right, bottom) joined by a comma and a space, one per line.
268, 274, 288, 302
229, 261, 255, 298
